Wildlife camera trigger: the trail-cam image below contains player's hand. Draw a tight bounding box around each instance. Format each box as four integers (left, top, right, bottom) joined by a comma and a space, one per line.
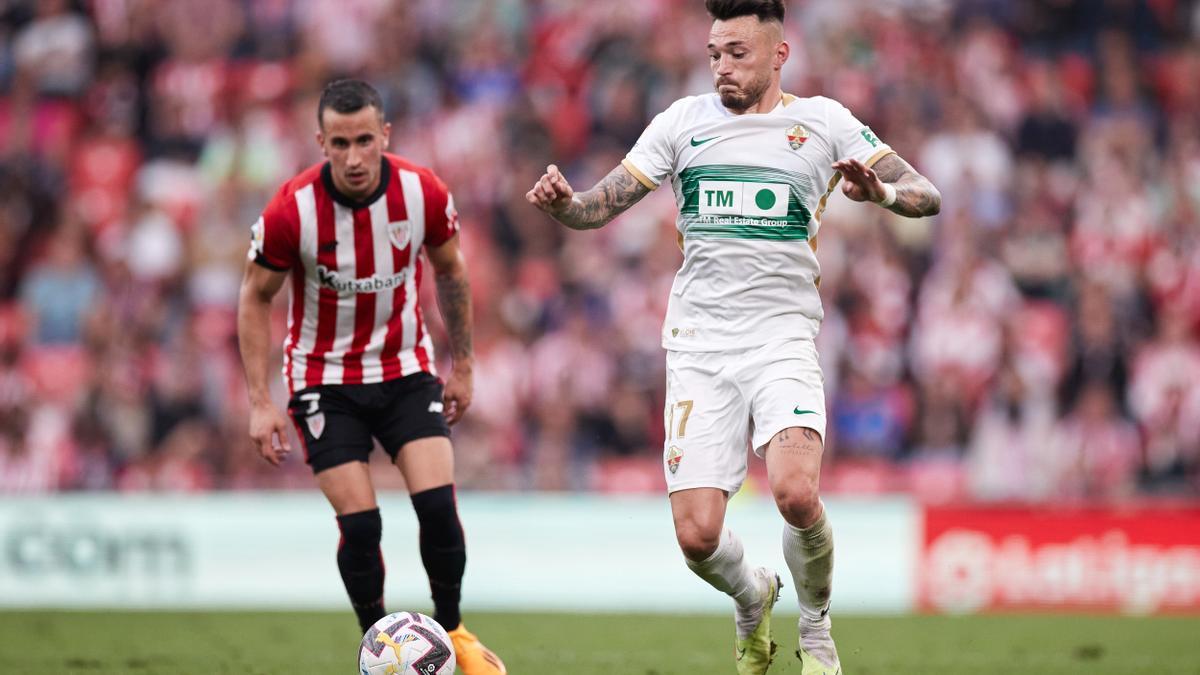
833, 158, 887, 203
525, 164, 575, 214
442, 362, 474, 426
248, 403, 292, 466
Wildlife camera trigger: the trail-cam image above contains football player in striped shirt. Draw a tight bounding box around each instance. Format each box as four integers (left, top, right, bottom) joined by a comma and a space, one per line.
238, 79, 505, 675
528, 1, 940, 673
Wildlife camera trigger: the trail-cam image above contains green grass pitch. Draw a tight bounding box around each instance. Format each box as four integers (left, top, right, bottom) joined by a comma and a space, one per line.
1, 611, 1197, 674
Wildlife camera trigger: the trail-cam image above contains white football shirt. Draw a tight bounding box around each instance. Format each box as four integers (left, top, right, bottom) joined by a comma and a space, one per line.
623, 93, 893, 351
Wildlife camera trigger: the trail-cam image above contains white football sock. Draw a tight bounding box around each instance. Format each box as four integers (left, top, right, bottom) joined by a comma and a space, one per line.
782, 507, 834, 632
685, 528, 764, 638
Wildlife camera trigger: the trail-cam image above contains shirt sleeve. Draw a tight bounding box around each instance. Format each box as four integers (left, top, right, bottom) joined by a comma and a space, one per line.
248, 187, 299, 271
621, 99, 683, 190
827, 98, 893, 167
421, 171, 460, 248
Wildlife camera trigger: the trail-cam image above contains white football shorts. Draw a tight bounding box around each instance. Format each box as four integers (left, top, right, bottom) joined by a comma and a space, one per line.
662, 338, 826, 494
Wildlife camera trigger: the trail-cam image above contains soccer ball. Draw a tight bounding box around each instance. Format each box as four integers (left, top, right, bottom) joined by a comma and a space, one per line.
359, 611, 456, 675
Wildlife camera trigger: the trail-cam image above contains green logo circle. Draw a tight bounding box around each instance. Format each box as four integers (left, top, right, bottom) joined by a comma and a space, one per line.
755, 189, 777, 210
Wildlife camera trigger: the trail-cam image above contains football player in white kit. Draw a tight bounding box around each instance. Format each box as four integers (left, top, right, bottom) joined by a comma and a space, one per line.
527, 1, 940, 673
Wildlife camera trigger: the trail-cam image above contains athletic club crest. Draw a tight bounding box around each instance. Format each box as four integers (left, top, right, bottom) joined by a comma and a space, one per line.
786, 124, 809, 150
387, 219, 412, 250
306, 412, 326, 439
667, 445, 684, 474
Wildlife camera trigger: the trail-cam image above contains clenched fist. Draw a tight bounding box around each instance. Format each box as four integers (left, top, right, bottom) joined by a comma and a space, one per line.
525, 164, 575, 214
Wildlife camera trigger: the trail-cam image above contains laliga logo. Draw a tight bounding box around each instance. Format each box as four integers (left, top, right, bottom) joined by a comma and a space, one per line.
924, 528, 1200, 614
923, 530, 994, 613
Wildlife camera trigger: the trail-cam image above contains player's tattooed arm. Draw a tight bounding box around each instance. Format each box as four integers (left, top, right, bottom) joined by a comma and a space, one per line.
427, 239, 473, 366
833, 154, 941, 218
870, 154, 942, 217
561, 165, 651, 229
526, 164, 650, 230
435, 273, 472, 362
427, 236, 475, 424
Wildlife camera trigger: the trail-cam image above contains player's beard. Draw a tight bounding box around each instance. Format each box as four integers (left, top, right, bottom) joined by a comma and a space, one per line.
716, 71, 771, 112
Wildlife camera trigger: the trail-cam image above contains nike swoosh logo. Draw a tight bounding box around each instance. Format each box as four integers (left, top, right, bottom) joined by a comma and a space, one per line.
690, 135, 720, 147
794, 407, 820, 415
735, 646, 746, 660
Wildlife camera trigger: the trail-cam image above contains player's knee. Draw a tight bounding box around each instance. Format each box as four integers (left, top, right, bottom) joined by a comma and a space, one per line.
773, 480, 821, 528
675, 520, 722, 561
410, 484, 463, 540
337, 508, 382, 551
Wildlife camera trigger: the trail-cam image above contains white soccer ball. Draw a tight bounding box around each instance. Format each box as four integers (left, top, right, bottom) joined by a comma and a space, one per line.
359, 611, 456, 675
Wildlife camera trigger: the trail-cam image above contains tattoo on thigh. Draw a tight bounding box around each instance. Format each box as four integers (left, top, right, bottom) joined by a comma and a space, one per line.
775, 427, 823, 455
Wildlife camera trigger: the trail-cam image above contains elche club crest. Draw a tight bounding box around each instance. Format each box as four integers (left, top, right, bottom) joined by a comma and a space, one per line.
388, 219, 412, 250
786, 124, 809, 150
667, 445, 684, 474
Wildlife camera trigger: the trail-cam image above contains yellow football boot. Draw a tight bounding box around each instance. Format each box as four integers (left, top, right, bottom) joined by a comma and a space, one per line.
797, 626, 842, 675
797, 647, 841, 674
735, 568, 782, 675
448, 624, 506, 675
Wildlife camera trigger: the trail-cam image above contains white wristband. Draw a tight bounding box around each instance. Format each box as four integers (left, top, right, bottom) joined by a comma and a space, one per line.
877, 183, 897, 208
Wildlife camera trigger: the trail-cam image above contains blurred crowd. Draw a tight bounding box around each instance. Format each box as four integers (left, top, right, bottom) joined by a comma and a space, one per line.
1, 0, 1198, 501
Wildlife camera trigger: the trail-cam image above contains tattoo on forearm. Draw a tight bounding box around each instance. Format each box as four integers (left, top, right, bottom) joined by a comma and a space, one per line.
554, 165, 650, 230
435, 272, 473, 363
871, 154, 942, 218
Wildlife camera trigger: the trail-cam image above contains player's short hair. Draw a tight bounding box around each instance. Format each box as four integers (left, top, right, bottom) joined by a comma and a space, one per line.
317, 79, 384, 128
705, 0, 785, 23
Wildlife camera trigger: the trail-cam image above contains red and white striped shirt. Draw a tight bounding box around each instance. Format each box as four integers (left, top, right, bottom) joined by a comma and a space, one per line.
248, 153, 459, 393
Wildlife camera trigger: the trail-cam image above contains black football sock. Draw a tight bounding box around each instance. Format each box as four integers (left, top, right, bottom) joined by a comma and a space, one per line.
336, 508, 386, 633
410, 485, 466, 631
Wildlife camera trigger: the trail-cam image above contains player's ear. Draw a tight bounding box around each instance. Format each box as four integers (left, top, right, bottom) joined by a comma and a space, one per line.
775, 40, 789, 70
315, 129, 327, 156
381, 122, 391, 150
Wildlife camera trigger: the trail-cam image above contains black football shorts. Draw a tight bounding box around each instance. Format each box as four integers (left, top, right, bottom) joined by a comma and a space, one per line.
287, 372, 451, 473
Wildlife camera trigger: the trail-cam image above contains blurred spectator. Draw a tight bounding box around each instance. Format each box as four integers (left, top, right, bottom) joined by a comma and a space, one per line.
18, 225, 100, 345
918, 96, 1012, 229
911, 240, 1019, 407
12, 0, 94, 97
1129, 305, 1200, 492
1001, 199, 1071, 300
1051, 382, 1142, 500
909, 378, 970, 461
1015, 60, 1079, 163
831, 362, 912, 461
966, 343, 1058, 501
1060, 281, 1129, 413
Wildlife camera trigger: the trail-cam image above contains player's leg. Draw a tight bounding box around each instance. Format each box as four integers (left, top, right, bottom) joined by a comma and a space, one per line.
764, 427, 839, 672
392, 436, 463, 631
670, 487, 774, 634
317, 462, 386, 633
374, 373, 506, 675
289, 386, 382, 633
749, 340, 839, 673
665, 350, 779, 674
